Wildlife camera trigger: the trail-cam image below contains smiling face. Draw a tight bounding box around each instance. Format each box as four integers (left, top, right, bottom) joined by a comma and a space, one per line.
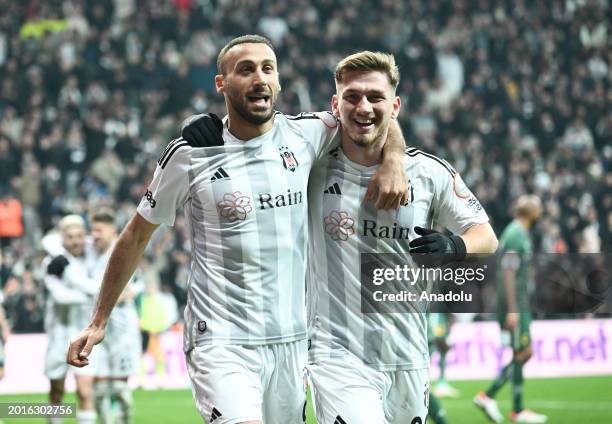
62, 226, 86, 257
91, 221, 117, 254
216, 43, 280, 126
332, 70, 400, 148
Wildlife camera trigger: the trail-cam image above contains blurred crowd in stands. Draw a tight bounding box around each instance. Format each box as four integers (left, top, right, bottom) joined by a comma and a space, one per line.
0, 0, 609, 333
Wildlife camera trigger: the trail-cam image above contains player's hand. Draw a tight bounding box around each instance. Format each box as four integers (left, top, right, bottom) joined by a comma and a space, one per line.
409, 227, 467, 267
505, 313, 519, 331
180, 113, 224, 147
47, 255, 69, 277
364, 156, 408, 209
67, 325, 105, 367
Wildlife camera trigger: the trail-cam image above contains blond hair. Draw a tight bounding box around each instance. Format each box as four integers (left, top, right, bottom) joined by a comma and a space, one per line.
335, 51, 400, 89
515, 194, 542, 218
58, 214, 85, 232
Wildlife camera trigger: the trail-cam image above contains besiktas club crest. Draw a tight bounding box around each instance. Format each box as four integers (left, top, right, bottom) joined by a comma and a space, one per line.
279, 146, 299, 171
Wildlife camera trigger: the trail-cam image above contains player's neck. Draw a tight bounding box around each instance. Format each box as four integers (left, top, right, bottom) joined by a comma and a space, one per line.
341, 134, 386, 167
516, 217, 531, 230
226, 111, 274, 141
66, 250, 84, 258
96, 239, 116, 255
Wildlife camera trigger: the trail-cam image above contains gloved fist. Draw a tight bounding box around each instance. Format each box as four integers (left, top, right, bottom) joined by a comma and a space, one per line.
47, 255, 69, 277
180, 113, 224, 147
409, 226, 466, 267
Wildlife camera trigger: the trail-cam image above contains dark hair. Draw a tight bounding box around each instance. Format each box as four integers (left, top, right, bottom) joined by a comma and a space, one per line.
90, 208, 116, 225
217, 34, 275, 74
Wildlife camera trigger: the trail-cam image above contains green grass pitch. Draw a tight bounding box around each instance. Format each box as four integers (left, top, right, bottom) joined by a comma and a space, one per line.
1, 376, 610, 423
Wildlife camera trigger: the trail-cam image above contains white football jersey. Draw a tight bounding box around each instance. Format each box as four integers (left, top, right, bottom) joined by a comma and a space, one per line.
137, 112, 339, 350
87, 243, 111, 283
87, 242, 140, 327
44, 251, 96, 332
307, 146, 489, 371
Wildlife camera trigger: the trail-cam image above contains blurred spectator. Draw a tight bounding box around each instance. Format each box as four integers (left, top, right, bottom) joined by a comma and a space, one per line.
3, 271, 44, 333
139, 279, 177, 379
0, 188, 23, 251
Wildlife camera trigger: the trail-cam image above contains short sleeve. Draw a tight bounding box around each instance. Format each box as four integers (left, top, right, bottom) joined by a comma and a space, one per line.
137, 141, 191, 226
501, 228, 527, 254
434, 167, 489, 234
500, 252, 521, 270
290, 111, 340, 160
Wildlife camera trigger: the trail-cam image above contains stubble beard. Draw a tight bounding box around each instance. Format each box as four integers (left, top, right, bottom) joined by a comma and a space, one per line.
347, 123, 387, 148
226, 87, 277, 126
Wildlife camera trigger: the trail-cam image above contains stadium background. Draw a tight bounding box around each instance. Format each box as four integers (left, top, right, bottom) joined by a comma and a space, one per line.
0, 0, 610, 423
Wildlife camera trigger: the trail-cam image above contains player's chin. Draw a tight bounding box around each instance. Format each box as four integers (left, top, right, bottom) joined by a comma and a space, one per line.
350, 133, 377, 147
245, 109, 274, 125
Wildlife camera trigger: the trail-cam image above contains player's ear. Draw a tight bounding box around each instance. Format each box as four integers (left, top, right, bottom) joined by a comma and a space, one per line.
331, 94, 339, 117
391, 96, 401, 119
215, 75, 225, 94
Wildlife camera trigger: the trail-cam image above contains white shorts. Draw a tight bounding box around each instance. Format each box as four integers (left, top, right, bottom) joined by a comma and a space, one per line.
308, 356, 429, 424
186, 339, 307, 424
96, 306, 141, 378
45, 325, 98, 380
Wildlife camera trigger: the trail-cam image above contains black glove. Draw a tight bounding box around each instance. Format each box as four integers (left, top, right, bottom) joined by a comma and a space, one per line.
409, 226, 466, 267
47, 255, 69, 277
180, 113, 224, 147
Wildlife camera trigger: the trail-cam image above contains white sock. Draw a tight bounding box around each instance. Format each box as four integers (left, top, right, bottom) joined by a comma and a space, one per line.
94, 381, 113, 423
77, 410, 97, 424
112, 381, 134, 424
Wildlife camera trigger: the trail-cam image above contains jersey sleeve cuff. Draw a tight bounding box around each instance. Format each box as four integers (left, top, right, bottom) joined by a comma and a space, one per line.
136, 207, 173, 227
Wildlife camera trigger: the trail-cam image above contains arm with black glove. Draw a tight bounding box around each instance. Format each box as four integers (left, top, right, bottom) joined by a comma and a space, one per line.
180, 113, 224, 147
45, 255, 90, 305
47, 254, 70, 277
408, 226, 467, 268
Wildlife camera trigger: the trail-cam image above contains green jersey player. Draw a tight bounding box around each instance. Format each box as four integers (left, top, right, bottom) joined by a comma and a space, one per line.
474, 195, 548, 423
426, 313, 451, 424
429, 313, 460, 399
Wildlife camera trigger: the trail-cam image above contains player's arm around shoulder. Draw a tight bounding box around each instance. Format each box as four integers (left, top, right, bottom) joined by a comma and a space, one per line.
44, 256, 90, 305
63, 262, 99, 296
44, 274, 89, 305
364, 119, 409, 209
